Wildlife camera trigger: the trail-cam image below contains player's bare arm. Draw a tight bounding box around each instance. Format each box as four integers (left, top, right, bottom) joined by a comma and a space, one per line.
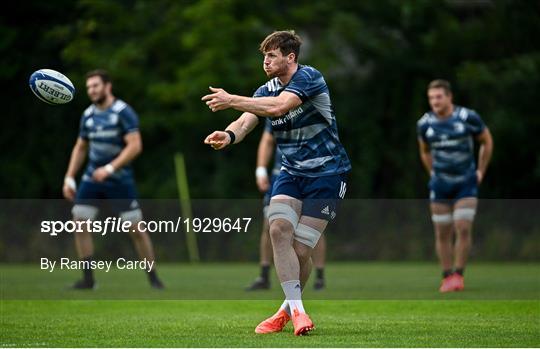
202, 87, 302, 117
256, 131, 275, 192
475, 127, 494, 184
93, 131, 142, 182
65, 137, 88, 179
63, 137, 88, 201
417, 138, 433, 175
204, 112, 259, 150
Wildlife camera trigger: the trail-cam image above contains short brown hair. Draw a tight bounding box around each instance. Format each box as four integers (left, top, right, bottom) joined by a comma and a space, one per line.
428, 79, 452, 95
259, 30, 302, 62
86, 69, 112, 84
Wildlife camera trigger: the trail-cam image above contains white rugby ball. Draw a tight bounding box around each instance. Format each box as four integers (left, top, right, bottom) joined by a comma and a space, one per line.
29, 69, 75, 105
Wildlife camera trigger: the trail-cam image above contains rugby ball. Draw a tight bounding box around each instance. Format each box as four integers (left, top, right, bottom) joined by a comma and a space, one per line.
29, 69, 75, 105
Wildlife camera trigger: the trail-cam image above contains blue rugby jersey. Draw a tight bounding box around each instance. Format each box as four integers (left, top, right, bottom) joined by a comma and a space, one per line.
417, 105, 486, 183
263, 118, 283, 176
78, 99, 139, 183
253, 65, 351, 177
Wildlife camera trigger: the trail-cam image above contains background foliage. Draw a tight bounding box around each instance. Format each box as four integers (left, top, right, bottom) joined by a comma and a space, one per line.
1, 0, 538, 261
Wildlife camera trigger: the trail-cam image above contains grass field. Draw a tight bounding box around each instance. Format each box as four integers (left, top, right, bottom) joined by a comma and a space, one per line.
1, 262, 539, 347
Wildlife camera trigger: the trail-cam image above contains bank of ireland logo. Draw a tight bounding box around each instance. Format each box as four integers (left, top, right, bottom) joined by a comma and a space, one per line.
271, 106, 304, 127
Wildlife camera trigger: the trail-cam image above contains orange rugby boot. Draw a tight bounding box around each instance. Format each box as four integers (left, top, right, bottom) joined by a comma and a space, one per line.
255, 309, 290, 334
291, 308, 314, 336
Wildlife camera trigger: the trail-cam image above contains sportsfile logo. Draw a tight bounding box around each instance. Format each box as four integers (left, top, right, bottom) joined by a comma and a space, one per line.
41, 217, 253, 236
40, 217, 181, 237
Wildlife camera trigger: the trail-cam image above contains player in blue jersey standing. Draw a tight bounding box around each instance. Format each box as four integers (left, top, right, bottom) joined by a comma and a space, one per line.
246, 119, 328, 291
417, 79, 493, 293
62, 69, 164, 290
202, 30, 350, 335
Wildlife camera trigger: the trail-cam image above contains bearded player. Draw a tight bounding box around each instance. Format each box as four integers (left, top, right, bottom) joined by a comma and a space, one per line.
63, 69, 164, 289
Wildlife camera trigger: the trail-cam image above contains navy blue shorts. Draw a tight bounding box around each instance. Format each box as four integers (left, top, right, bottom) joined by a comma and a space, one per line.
271, 171, 349, 220
429, 173, 478, 204
75, 179, 140, 215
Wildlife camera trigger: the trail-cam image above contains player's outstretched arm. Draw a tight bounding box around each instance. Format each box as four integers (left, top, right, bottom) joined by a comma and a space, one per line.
63, 137, 88, 201
202, 87, 301, 117
475, 127, 493, 184
417, 138, 433, 176
204, 112, 259, 150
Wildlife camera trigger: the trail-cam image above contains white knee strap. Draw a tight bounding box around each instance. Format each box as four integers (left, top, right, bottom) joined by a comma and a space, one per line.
453, 208, 476, 221
119, 208, 143, 223
267, 202, 299, 228
72, 204, 98, 220
432, 213, 453, 224
294, 223, 321, 248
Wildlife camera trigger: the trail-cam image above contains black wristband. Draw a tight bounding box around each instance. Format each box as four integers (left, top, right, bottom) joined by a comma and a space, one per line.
225, 130, 236, 144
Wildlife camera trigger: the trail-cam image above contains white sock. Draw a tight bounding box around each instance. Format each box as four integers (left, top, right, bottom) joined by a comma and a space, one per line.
279, 300, 291, 316
281, 280, 305, 314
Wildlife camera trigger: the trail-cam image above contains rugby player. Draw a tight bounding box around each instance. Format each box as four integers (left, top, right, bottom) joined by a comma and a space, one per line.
417, 79, 493, 292
202, 30, 350, 335
63, 70, 164, 290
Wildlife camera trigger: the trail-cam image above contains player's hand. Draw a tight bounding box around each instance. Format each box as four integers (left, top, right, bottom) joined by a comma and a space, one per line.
204, 131, 231, 150
63, 177, 76, 202
63, 184, 76, 201
92, 167, 111, 182
201, 87, 233, 112
476, 170, 484, 185
256, 176, 270, 192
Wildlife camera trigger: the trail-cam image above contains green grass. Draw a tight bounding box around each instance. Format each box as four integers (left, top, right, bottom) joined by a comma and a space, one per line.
1, 262, 539, 347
